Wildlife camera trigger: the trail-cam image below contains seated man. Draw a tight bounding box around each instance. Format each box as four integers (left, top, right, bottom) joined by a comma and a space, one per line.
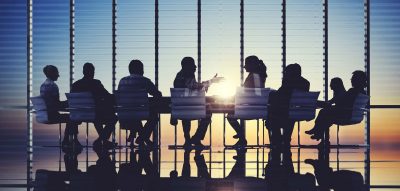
267, 63, 310, 147
306, 70, 367, 142
40, 65, 80, 148
173, 57, 223, 147
118, 59, 162, 147
71, 63, 117, 149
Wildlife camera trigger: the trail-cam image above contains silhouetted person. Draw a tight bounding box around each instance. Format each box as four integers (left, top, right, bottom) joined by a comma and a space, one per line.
71, 63, 117, 149
267, 63, 310, 147
172, 57, 223, 147
307, 71, 367, 141
227, 56, 267, 147
305, 147, 364, 191
88, 146, 117, 191
40, 65, 80, 148
118, 59, 162, 147
226, 149, 246, 179
316, 77, 346, 109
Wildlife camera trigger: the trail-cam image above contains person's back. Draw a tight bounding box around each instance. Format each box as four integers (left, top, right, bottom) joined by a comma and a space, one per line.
117, 59, 162, 147
71, 63, 114, 116
71, 78, 111, 104
271, 63, 310, 117
71, 63, 116, 149
334, 71, 367, 120
118, 60, 161, 98
40, 65, 66, 118
118, 74, 161, 98
268, 63, 310, 146
40, 65, 80, 148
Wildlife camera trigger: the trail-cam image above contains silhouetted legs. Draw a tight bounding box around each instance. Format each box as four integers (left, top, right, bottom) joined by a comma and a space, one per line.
194, 149, 210, 178
191, 116, 211, 146
308, 107, 337, 141
135, 112, 159, 147
267, 117, 295, 147
182, 120, 191, 145
227, 149, 246, 179
93, 113, 117, 149
227, 115, 247, 146
52, 113, 80, 148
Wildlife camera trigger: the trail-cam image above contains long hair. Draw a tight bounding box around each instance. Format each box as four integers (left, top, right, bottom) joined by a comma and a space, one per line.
258, 60, 267, 85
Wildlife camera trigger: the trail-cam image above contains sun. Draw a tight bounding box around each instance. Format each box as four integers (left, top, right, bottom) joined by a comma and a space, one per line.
207, 80, 237, 98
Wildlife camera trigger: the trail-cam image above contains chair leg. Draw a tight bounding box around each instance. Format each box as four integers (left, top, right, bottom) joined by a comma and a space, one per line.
174, 125, 177, 147
86, 122, 89, 147
257, 119, 260, 146
209, 122, 212, 147
223, 113, 226, 147
297, 121, 301, 146
59, 123, 62, 147
337, 125, 340, 146
158, 114, 161, 147
58, 123, 62, 172
262, 120, 265, 145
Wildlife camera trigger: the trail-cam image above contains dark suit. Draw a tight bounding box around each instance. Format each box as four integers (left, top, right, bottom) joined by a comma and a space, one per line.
71, 77, 117, 140
268, 76, 310, 146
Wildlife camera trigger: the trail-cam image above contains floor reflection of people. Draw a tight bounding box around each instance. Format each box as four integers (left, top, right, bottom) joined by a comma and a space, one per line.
63, 148, 81, 175
170, 148, 210, 179
305, 147, 364, 191
265, 148, 316, 191
118, 149, 160, 191
226, 148, 246, 179
88, 146, 117, 191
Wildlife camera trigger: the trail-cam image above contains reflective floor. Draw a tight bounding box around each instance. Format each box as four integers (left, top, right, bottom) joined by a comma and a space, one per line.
16, 145, 399, 191
0, 110, 400, 190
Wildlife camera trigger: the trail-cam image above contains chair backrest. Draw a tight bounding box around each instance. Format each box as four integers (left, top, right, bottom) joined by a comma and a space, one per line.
289, 90, 320, 121
30, 96, 49, 123
66, 92, 96, 122
115, 89, 149, 121
349, 94, 369, 123
234, 87, 271, 120
170, 88, 206, 120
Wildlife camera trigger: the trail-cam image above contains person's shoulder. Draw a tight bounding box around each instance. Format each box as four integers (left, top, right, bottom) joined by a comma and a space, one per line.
301, 76, 310, 84
71, 78, 83, 88
93, 79, 103, 85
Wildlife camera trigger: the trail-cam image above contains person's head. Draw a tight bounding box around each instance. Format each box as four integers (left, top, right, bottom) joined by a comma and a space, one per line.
43, 65, 59, 81
244, 55, 259, 73
83, 62, 95, 79
284, 63, 302, 78
330, 77, 345, 91
129, 59, 144, 75
181, 57, 196, 74
351, 70, 367, 89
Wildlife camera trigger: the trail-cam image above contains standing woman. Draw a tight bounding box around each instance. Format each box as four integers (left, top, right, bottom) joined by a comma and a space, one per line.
227, 55, 266, 147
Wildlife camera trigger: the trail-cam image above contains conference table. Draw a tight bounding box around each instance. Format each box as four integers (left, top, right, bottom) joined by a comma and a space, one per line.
149, 96, 235, 114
